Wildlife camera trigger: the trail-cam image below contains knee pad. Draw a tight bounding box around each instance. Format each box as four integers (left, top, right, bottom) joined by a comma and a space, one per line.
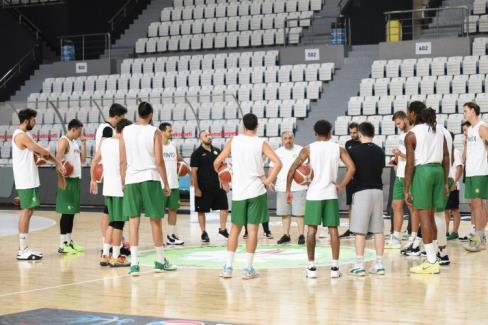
109, 221, 124, 230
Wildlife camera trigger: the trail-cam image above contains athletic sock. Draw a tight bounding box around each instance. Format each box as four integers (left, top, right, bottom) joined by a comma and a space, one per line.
308, 261, 315, 269
66, 233, 72, 243
246, 253, 254, 269
19, 233, 28, 251
413, 236, 422, 248
112, 245, 121, 259
60, 234, 68, 246
432, 240, 439, 255
102, 243, 111, 256
168, 225, 175, 236
331, 259, 339, 268
393, 231, 401, 239
438, 248, 447, 258
155, 246, 165, 264
131, 246, 139, 266
355, 256, 364, 268
225, 251, 235, 268
424, 243, 437, 264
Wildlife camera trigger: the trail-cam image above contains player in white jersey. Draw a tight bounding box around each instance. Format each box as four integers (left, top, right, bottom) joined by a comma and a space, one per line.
287, 120, 356, 279
405, 102, 450, 275
12, 109, 65, 260
55, 119, 86, 254
271, 131, 307, 245
120, 102, 176, 276
445, 131, 464, 241
159, 122, 184, 246
462, 102, 488, 252
94, 103, 128, 253
91, 119, 132, 268
388, 111, 420, 252
214, 113, 282, 280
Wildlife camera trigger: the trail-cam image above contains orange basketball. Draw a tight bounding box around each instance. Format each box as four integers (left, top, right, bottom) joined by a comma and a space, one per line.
293, 164, 313, 185
62, 160, 74, 177
177, 161, 190, 176
218, 163, 232, 183
94, 164, 103, 182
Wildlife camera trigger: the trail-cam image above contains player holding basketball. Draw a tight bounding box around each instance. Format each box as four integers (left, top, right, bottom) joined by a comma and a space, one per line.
119, 102, 176, 276
91, 118, 132, 267
215, 113, 282, 280
287, 120, 355, 279
13, 108, 65, 260
462, 102, 488, 252
405, 102, 450, 274
56, 119, 86, 254
159, 122, 184, 246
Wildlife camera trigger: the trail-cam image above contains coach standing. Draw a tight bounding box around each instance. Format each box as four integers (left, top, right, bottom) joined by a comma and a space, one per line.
190, 130, 230, 243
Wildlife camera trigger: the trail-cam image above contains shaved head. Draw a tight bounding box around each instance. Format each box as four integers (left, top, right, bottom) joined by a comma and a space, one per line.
281, 131, 294, 149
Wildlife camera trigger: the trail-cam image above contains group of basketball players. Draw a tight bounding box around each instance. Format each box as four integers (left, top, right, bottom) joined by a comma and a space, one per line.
10, 98, 487, 279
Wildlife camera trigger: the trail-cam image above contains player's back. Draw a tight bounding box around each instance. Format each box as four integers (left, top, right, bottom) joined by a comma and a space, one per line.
307, 140, 340, 200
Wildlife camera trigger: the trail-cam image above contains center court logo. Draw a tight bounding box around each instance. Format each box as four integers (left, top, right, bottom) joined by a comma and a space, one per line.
138, 245, 376, 269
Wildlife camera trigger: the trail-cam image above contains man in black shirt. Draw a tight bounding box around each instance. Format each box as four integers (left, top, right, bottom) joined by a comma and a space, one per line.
190, 130, 229, 242
340, 122, 360, 238
348, 122, 386, 276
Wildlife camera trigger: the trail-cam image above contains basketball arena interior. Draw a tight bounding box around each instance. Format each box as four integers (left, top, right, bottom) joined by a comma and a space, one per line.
0, 0, 487, 324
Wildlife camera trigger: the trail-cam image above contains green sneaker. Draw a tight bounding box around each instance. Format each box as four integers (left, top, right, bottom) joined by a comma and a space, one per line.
69, 241, 85, 252
58, 243, 77, 254
154, 258, 177, 272
447, 232, 459, 241
129, 264, 140, 277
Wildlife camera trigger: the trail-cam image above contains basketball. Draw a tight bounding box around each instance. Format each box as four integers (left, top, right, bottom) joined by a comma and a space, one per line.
94, 164, 103, 182
12, 196, 20, 206
62, 160, 74, 177
218, 163, 232, 183
177, 161, 190, 176
293, 164, 313, 185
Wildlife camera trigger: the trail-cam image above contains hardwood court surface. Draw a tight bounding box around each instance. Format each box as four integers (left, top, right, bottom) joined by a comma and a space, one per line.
0, 210, 487, 324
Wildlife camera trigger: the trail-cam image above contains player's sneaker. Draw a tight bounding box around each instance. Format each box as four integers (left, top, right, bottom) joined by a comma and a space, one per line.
129, 264, 140, 277
409, 260, 440, 274
385, 235, 401, 249
298, 234, 305, 245
69, 241, 85, 252
109, 255, 130, 268
463, 236, 486, 252
242, 267, 259, 280
447, 232, 459, 240
265, 231, 274, 239
437, 253, 450, 266
99, 255, 110, 267
243, 231, 248, 239
405, 245, 422, 256
201, 231, 210, 243
318, 231, 328, 238
277, 234, 291, 244
218, 228, 229, 239
58, 243, 77, 254
458, 235, 470, 242
154, 258, 177, 272
420, 250, 426, 257
305, 266, 317, 279
219, 266, 233, 278
339, 229, 353, 238
369, 263, 385, 275
121, 241, 131, 256
349, 265, 366, 277
16, 248, 43, 260
170, 234, 184, 246
330, 266, 342, 278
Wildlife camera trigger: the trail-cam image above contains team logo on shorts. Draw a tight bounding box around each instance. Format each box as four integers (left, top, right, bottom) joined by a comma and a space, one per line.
32, 196, 37, 202
475, 188, 480, 193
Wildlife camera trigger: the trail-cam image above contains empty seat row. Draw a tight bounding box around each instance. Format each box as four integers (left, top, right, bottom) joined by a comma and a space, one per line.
136, 28, 302, 53
359, 74, 488, 97
473, 37, 488, 55
474, 0, 488, 15
371, 56, 488, 78
42, 64, 333, 93
465, 15, 488, 34
150, 12, 312, 36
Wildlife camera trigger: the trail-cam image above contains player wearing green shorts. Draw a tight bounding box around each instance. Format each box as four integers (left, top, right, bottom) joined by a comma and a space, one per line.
160, 122, 184, 246
91, 118, 132, 268
213, 113, 282, 280
12, 109, 64, 260
55, 119, 86, 255
287, 120, 355, 279
462, 102, 488, 252
404, 102, 450, 275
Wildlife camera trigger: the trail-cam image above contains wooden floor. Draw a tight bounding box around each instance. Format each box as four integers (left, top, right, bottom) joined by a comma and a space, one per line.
0, 209, 487, 324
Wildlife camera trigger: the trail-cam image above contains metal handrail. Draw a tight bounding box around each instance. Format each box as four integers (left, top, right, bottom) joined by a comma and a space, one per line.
285, 14, 351, 46
58, 33, 111, 60
108, 0, 142, 32
384, 5, 469, 16
0, 45, 39, 90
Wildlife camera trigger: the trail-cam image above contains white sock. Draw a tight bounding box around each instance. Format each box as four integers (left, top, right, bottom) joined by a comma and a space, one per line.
168, 225, 175, 236
60, 234, 68, 245
102, 243, 111, 256
376, 255, 383, 265
225, 251, 235, 268
308, 261, 315, 268
19, 233, 28, 251
356, 255, 364, 267
410, 232, 417, 242
424, 243, 437, 263
246, 253, 254, 269
131, 246, 138, 266
393, 231, 401, 239
434, 211, 447, 246
155, 246, 165, 264
332, 259, 339, 268
432, 240, 439, 255
102, 237, 105, 247
413, 236, 422, 248
112, 245, 121, 259
438, 248, 446, 257
66, 233, 72, 243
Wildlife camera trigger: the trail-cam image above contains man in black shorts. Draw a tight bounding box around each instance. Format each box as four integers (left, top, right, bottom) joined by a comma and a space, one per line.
341, 122, 360, 238
190, 130, 230, 242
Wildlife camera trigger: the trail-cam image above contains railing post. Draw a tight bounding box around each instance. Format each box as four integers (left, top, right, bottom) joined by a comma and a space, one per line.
59, 37, 63, 61
82, 35, 85, 61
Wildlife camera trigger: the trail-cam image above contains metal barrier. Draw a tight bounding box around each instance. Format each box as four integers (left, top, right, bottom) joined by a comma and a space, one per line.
384, 6, 469, 41
58, 33, 111, 61
285, 15, 351, 46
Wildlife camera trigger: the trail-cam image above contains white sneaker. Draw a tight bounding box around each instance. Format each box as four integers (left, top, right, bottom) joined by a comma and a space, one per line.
171, 234, 184, 245
16, 248, 43, 260
306, 266, 317, 278
219, 265, 233, 278
330, 266, 342, 278
369, 263, 385, 275
385, 235, 401, 249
